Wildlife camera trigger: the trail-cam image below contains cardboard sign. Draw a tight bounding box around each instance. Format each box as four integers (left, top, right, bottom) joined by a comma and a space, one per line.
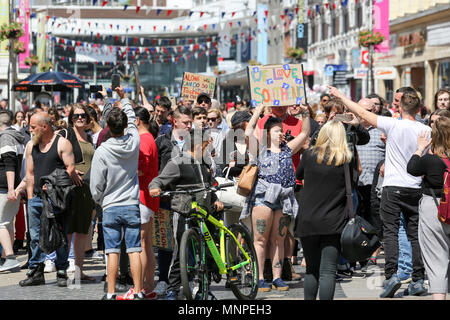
152, 208, 174, 251
181, 72, 216, 101
248, 64, 307, 107
169, 96, 177, 108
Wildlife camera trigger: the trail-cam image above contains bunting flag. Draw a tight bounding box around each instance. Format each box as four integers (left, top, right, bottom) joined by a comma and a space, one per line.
167, 10, 173, 16
136, 6, 140, 13
200, 11, 204, 18
156, 9, 161, 15
102, 0, 107, 6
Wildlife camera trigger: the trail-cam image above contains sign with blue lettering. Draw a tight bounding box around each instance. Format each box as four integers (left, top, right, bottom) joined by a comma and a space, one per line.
247, 63, 307, 107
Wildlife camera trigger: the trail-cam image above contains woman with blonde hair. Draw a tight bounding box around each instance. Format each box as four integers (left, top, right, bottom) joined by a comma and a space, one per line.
407, 117, 450, 300
295, 120, 352, 300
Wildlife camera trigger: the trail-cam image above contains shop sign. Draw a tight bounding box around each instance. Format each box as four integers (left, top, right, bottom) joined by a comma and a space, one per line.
354, 68, 368, 79
374, 67, 397, 80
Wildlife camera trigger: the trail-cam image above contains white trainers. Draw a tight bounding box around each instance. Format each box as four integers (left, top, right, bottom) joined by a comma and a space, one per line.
154, 281, 168, 296
67, 258, 75, 273
44, 260, 56, 273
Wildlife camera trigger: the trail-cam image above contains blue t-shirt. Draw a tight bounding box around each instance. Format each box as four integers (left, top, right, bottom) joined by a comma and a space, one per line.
257, 143, 296, 188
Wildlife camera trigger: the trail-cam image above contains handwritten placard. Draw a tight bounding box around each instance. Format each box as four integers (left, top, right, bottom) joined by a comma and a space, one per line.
181, 72, 217, 101
248, 64, 306, 107
152, 208, 174, 251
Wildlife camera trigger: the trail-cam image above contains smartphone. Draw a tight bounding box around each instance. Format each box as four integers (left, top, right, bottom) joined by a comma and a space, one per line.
111, 74, 120, 91
89, 85, 102, 93
335, 114, 352, 122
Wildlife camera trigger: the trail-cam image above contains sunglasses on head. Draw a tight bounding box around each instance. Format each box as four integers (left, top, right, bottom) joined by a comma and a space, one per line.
72, 113, 88, 119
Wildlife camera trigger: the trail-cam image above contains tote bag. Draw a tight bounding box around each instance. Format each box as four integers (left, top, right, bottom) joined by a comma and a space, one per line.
215, 166, 246, 210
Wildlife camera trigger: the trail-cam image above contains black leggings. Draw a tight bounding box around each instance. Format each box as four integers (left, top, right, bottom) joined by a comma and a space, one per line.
300, 234, 341, 300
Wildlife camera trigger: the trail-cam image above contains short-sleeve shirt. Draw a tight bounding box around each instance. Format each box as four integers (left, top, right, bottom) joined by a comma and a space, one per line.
376, 116, 431, 189
257, 114, 303, 185
257, 142, 296, 188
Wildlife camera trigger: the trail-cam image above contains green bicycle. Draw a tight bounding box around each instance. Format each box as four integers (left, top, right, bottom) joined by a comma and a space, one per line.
159, 183, 259, 300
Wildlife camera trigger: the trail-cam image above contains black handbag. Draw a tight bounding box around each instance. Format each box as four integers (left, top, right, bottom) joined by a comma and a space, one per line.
340, 163, 381, 263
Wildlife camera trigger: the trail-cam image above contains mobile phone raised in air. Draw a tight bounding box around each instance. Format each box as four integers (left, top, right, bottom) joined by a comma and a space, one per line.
334, 114, 353, 122
111, 74, 120, 91
89, 85, 102, 93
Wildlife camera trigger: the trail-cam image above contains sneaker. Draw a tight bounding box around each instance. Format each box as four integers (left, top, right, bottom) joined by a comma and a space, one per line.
19, 265, 45, 286
142, 288, 157, 300
337, 268, 353, 278
380, 274, 402, 298
44, 260, 56, 273
165, 290, 178, 300
272, 278, 289, 291
361, 259, 377, 273
0, 257, 20, 272
258, 279, 271, 292
116, 288, 145, 300
56, 270, 68, 287
103, 280, 129, 293
102, 294, 117, 300
91, 251, 104, 260
398, 272, 412, 284
67, 259, 75, 273
154, 281, 168, 296
405, 279, 426, 296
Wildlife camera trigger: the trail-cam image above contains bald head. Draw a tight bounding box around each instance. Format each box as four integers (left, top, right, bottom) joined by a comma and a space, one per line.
31, 112, 52, 126
358, 98, 375, 112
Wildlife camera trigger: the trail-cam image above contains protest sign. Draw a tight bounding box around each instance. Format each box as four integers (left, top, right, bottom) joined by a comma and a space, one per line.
169, 96, 177, 109
181, 72, 216, 101
152, 208, 174, 251
248, 63, 307, 107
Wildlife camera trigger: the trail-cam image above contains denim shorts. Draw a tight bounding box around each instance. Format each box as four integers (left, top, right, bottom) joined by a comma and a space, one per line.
102, 205, 142, 254
253, 192, 283, 211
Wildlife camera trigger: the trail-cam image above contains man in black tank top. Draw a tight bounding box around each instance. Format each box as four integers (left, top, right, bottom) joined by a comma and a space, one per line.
19, 112, 82, 288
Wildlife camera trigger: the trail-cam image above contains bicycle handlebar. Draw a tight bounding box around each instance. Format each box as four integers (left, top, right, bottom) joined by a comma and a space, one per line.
151, 182, 235, 198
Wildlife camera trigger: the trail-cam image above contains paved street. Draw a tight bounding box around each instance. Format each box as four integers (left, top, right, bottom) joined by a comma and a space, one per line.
0, 245, 444, 300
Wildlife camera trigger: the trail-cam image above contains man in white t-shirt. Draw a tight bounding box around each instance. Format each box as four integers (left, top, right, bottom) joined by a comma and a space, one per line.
328, 86, 429, 298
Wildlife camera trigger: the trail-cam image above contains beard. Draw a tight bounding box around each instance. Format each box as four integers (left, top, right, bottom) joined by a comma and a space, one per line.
31, 129, 43, 145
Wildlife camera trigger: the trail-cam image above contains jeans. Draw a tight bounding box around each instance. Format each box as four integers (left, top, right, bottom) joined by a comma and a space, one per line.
28, 196, 69, 271
45, 234, 75, 261
397, 213, 413, 278
380, 187, 425, 281
300, 234, 341, 300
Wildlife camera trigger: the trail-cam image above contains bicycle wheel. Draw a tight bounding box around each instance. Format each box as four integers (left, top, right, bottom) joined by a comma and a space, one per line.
180, 228, 209, 300
225, 223, 259, 300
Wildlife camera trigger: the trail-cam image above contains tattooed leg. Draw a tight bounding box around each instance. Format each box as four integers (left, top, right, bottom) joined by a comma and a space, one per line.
256, 219, 267, 235
278, 216, 290, 237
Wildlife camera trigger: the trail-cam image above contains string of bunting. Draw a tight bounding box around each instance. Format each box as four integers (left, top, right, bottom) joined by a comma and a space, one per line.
306, 0, 352, 19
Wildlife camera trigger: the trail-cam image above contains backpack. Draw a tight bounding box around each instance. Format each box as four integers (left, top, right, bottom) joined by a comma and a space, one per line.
429, 157, 450, 225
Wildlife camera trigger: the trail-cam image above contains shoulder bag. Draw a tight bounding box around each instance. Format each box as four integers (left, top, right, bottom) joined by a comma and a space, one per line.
340, 162, 381, 263
236, 163, 258, 197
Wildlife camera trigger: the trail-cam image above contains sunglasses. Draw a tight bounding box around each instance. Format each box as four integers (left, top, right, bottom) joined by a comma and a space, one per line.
207, 117, 217, 122
72, 113, 88, 119
198, 99, 210, 104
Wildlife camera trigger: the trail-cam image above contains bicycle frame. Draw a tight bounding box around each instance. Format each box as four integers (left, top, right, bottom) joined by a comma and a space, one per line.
189, 201, 252, 275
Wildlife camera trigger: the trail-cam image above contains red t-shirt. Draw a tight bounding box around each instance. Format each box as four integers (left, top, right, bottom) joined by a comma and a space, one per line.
257, 114, 303, 185
139, 132, 160, 213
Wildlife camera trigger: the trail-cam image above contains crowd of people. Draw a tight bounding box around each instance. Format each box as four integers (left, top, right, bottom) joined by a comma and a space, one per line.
0, 81, 449, 301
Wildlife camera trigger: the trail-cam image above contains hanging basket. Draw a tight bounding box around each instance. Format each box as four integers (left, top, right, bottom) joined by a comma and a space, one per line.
286, 47, 305, 62
0, 22, 25, 40
358, 30, 385, 48
42, 61, 54, 72
6, 41, 26, 54
25, 55, 39, 66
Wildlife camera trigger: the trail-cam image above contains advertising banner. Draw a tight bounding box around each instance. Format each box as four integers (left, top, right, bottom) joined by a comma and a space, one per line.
18, 0, 30, 69
373, 0, 390, 53
248, 63, 306, 107
75, 46, 117, 63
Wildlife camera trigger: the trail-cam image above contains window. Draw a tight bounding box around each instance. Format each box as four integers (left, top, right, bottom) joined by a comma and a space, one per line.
332, 14, 339, 36
322, 19, 328, 41
311, 23, 316, 44
343, 10, 349, 33
356, 5, 363, 28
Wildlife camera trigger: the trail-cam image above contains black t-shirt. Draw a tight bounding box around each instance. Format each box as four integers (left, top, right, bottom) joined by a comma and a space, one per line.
407, 154, 448, 198
295, 149, 350, 238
